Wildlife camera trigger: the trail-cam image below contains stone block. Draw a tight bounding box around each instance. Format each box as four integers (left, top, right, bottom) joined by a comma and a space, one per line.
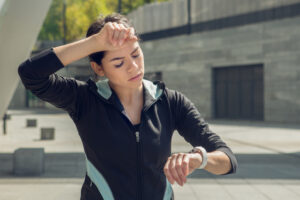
41, 127, 55, 140
26, 119, 37, 127
13, 148, 45, 176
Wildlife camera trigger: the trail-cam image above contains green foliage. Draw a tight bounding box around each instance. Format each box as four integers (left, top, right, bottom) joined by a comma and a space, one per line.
38, 0, 63, 41
107, 0, 169, 15
38, 0, 170, 42
65, 0, 112, 42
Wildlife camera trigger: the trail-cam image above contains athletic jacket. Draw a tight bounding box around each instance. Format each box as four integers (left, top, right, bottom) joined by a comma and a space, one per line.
18, 48, 237, 200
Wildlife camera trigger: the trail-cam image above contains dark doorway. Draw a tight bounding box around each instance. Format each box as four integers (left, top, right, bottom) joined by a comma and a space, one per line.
213, 64, 264, 120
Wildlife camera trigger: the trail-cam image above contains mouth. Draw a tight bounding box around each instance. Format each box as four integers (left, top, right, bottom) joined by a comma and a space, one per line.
128, 73, 142, 81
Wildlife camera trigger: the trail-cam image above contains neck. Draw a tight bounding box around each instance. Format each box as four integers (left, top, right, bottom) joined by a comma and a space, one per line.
109, 82, 143, 105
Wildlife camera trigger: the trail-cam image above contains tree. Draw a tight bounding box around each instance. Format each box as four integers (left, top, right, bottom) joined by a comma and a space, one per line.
65, 0, 112, 42
38, 0, 64, 41
38, 0, 170, 42
38, 0, 113, 42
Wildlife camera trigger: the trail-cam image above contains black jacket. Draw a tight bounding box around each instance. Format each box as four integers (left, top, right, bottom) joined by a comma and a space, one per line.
18, 48, 237, 200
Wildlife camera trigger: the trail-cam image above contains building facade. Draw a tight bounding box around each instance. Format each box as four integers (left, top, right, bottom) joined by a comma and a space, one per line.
127, 0, 300, 123
10, 0, 300, 123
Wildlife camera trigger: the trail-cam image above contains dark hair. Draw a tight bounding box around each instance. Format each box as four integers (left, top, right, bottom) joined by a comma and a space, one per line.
86, 13, 140, 66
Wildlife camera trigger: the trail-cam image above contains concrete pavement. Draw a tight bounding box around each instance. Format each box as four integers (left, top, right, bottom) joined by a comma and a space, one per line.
0, 109, 300, 200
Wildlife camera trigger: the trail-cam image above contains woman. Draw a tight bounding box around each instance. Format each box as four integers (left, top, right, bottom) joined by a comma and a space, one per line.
18, 13, 237, 200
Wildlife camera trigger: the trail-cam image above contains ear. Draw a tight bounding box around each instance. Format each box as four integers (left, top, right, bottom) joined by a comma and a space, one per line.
90, 61, 105, 77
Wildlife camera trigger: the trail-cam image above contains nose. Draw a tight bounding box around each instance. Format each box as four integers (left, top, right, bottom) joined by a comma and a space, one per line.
127, 58, 139, 73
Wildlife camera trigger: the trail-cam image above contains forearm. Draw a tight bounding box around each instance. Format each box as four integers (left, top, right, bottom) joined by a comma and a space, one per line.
204, 150, 232, 175
53, 35, 103, 66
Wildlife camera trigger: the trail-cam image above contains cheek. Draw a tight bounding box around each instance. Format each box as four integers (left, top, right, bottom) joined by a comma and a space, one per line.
138, 56, 144, 67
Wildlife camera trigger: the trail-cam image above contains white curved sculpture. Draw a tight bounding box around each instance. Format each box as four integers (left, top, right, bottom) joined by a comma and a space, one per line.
0, 0, 52, 118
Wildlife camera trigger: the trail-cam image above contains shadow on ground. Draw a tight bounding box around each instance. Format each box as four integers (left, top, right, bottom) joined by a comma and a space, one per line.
208, 119, 300, 130
190, 152, 300, 180
1, 152, 300, 180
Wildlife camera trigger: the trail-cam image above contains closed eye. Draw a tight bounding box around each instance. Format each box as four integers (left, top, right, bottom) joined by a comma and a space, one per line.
115, 61, 124, 68
114, 54, 140, 68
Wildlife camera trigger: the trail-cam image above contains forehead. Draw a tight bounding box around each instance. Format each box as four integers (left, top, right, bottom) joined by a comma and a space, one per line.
104, 41, 140, 59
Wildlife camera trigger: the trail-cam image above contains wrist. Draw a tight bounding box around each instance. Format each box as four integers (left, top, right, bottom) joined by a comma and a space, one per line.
87, 35, 106, 54
189, 146, 208, 169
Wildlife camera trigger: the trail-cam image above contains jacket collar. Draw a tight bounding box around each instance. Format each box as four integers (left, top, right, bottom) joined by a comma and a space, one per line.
87, 79, 164, 111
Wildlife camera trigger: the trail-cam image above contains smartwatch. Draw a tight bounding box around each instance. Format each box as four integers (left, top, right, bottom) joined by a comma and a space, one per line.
189, 146, 208, 169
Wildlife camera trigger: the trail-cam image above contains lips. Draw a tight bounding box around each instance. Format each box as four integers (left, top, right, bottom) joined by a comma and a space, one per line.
128, 73, 142, 81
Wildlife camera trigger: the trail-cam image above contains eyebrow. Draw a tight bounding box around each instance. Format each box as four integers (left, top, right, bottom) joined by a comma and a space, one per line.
109, 47, 139, 62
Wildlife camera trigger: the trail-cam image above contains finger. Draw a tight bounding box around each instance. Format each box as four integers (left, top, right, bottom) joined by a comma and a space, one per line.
175, 153, 185, 185
182, 154, 190, 182
122, 28, 131, 42
164, 157, 175, 184
128, 27, 138, 41
106, 22, 114, 46
170, 155, 181, 186
112, 23, 121, 46
118, 24, 127, 46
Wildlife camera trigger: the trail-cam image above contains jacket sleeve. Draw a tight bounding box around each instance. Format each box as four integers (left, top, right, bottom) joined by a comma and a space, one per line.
167, 89, 237, 174
18, 48, 85, 121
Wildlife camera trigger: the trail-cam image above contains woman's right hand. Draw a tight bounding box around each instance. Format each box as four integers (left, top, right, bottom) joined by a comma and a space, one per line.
93, 22, 138, 52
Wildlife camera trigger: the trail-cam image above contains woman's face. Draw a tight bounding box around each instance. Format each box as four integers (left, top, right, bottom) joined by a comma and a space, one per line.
95, 40, 144, 89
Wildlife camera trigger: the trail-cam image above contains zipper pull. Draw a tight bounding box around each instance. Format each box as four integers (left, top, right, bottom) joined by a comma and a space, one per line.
135, 131, 140, 143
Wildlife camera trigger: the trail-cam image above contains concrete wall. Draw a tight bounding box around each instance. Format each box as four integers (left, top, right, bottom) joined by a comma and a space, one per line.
128, 0, 300, 34
191, 0, 300, 23
8, 82, 26, 109
127, 0, 188, 34
139, 13, 300, 123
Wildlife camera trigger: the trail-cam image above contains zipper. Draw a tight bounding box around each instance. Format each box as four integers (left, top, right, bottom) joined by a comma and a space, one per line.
135, 131, 140, 142
120, 110, 143, 200
136, 130, 142, 200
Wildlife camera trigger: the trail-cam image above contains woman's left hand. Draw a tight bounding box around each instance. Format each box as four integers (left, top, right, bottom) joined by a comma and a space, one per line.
163, 152, 202, 186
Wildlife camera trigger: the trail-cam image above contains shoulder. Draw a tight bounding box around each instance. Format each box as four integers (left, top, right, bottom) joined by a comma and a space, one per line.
164, 87, 189, 104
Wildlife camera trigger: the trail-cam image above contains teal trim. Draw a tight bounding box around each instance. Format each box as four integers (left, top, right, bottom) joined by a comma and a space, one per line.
95, 79, 163, 100
142, 79, 163, 99
163, 178, 173, 200
95, 79, 112, 100
86, 158, 115, 200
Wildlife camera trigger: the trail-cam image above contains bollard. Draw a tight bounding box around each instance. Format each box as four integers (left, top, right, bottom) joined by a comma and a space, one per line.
5, 114, 11, 120
26, 119, 37, 127
41, 127, 55, 140
2, 113, 11, 135
13, 148, 45, 176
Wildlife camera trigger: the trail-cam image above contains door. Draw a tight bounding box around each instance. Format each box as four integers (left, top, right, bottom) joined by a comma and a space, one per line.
213, 64, 264, 120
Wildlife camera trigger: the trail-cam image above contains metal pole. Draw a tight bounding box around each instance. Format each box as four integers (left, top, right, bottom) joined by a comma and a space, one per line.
187, 0, 191, 34
63, 0, 67, 44
3, 113, 7, 135
118, 0, 122, 14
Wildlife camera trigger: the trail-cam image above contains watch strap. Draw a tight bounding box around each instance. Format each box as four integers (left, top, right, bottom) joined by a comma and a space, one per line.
189, 146, 208, 169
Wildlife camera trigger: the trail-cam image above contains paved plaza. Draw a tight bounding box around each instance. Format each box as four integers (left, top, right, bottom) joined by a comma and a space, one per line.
0, 109, 299, 200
